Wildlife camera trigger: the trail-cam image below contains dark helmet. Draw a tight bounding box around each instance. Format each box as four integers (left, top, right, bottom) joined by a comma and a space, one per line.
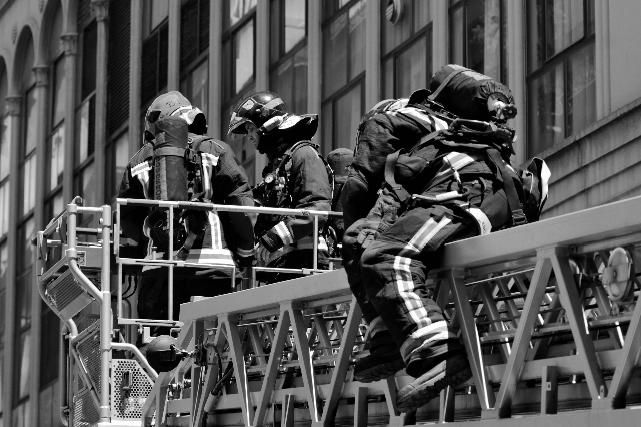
228, 91, 288, 136
145, 91, 206, 140
144, 335, 183, 372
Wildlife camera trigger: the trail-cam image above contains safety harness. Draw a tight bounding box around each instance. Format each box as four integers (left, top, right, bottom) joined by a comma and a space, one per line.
382, 119, 528, 230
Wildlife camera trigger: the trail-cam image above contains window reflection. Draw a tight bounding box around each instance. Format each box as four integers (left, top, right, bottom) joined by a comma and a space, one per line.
284, 0, 305, 52
381, 0, 432, 99
181, 59, 209, 112
21, 155, 36, 216
228, 0, 257, 27
449, 0, 503, 80
0, 184, 7, 235
234, 21, 254, 93
527, 0, 595, 154
0, 116, 9, 180
48, 124, 65, 192
395, 37, 428, 98
271, 49, 308, 114
15, 331, 31, 401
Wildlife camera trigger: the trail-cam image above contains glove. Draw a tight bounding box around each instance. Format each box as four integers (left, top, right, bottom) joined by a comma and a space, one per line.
255, 243, 272, 266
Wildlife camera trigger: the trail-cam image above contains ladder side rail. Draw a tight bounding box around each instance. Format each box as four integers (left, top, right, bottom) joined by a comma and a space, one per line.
441, 196, 641, 269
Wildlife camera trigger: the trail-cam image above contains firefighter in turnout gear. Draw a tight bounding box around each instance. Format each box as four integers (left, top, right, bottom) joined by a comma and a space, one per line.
342, 66, 550, 411
341, 96, 444, 382
228, 91, 332, 278
118, 91, 255, 323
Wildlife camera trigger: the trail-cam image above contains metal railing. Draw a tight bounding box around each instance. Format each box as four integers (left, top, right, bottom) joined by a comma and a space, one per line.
114, 197, 342, 326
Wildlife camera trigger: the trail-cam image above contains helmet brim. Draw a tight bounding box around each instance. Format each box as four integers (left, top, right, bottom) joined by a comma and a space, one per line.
228, 114, 251, 135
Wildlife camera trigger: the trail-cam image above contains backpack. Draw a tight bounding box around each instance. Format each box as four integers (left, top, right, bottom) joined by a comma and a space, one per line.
144, 116, 214, 259
383, 119, 549, 230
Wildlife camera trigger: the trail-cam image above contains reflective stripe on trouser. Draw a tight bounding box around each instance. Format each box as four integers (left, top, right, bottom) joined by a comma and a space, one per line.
360, 204, 478, 362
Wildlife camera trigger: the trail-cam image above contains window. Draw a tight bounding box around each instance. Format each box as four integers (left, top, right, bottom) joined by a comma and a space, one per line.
45, 57, 65, 220
222, 0, 257, 100
527, 0, 595, 155
322, 82, 363, 152
106, 132, 129, 201
322, 0, 365, 98
180, 59, 209, 113
143, 0, 168, 37
321, 0, 366, 153
270, 0, 308, 114
180, 0, 209, 71
39, 302, 59, 388
449, 0, 507, 81
382, 0, 432, 98
141, 22, 169, 107
270, 0, 306, 64
270, 49, 307, 115
222, 0, 258, 182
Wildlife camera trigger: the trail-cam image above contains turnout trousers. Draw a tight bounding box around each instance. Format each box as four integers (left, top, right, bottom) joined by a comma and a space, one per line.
359, 204, 478, 362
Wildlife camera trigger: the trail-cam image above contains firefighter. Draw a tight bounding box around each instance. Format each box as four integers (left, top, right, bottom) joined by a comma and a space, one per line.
345, 88, 549, 410
228, 91, 332, 279
118, 91, 255, 325
341, 96, 447, 383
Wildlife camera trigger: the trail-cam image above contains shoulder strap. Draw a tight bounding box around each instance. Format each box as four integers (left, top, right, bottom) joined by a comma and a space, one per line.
383, 150, 412, 203
428, 68, 465, 101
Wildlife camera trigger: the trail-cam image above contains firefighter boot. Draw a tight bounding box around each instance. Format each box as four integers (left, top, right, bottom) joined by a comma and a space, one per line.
353, 330, 404, 383
396, 339, 472, 412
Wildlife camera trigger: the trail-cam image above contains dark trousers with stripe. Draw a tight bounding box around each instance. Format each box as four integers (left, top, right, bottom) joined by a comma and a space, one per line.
359, 204, 478, 361
342, 189, 402, 323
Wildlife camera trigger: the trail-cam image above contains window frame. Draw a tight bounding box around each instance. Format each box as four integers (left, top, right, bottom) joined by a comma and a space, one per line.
270, 0, 308, 65
381, 23, 433, 99
45, 54, 66, 219
321, 77, 365, 154
525, 0, 595, 155
448, 0, 507, 82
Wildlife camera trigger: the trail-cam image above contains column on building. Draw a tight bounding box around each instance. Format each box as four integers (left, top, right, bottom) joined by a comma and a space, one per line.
307, 0, 321, 138
28, 64, 49, 426
61, 33, 78, 203
364, 0, 381, 109
167, 0, 180, 90
208, 0, 223, 140
129, 0, 143, 157
3, 93, 21, 421
432, 0, 448, 73
506, 0, 527, 166
91, 0, 109, 204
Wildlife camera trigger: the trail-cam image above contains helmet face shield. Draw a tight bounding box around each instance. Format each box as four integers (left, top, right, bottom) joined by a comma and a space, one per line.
227, 92, 288, 136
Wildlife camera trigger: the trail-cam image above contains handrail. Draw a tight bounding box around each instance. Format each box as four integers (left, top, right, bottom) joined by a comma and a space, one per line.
111, 342, 159, 380
114, 198, 343, 325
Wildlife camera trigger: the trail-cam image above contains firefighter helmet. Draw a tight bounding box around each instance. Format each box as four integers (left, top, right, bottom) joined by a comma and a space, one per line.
228, 91, 289, 136
145, 91, 206, 140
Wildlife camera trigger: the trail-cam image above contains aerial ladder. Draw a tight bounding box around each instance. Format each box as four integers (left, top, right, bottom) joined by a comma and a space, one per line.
37, 195, 641, 426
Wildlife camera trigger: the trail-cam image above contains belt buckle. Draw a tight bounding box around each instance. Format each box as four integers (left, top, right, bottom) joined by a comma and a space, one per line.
511, 209, 527, 226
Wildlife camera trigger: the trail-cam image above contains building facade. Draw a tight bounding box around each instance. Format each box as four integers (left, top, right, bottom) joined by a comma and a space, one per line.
1, 0, 641, 426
